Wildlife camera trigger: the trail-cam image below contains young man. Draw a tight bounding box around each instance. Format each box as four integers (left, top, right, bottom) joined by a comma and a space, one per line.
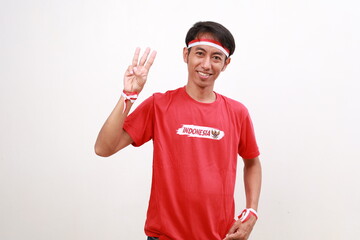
95, 21, 262, 240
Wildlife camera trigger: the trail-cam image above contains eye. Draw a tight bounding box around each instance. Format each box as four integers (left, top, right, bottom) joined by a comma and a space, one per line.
195, 51, 204, 56
213, 55, 223, 61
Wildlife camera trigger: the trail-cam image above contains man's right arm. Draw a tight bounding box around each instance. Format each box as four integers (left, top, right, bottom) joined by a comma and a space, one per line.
94, 97, 135, 157
94, 47, 157, 157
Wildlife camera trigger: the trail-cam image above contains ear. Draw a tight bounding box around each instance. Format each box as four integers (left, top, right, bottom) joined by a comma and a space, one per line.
221, 57, 231, 71
183, 47, 189, 63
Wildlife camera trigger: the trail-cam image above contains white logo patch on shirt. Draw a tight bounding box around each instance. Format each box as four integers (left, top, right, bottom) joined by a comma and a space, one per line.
176, 124, 225, 140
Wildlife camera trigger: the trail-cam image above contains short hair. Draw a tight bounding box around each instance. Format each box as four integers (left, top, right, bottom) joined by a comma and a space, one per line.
185, 21, 236, 57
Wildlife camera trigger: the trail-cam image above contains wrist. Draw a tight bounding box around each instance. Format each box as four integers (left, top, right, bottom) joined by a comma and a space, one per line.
121, 90, 139, 102
238, 208, 258, 223
121, 90, 139, 113
122, 88, 141, 94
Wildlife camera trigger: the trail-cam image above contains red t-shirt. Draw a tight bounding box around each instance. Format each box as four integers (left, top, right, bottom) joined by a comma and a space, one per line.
124, 87, 259, 240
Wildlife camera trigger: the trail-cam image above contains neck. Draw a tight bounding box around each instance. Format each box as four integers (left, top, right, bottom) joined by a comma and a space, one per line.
185, 83, 216, 103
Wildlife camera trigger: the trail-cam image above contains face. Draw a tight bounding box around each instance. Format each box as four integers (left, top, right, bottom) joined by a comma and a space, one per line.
183, 33, 231, 89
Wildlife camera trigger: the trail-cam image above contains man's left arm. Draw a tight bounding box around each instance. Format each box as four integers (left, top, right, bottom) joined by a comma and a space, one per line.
224, 157, 262, 240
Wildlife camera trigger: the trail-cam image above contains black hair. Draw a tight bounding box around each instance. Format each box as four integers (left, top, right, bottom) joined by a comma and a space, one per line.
185, 21, 236, 57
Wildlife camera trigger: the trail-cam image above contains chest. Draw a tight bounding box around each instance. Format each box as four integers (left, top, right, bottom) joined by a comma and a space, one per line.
152, 99, 241, 171
153, 102, 240, 146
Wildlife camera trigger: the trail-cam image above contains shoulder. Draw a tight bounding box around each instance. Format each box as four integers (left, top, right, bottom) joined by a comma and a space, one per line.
217, 92, 249, 115
153, 87, 183, 97
152, 87, 184, 102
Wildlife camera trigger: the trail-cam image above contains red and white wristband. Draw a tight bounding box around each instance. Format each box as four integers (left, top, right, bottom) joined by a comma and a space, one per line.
238, 208, 258, 223
121, 90, 138, 113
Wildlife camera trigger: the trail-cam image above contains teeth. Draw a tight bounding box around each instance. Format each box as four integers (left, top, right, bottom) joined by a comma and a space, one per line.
198, 72, 210, 77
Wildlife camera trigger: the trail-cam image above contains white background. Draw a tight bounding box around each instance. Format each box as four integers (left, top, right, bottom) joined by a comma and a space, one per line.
1, 0, 359, 239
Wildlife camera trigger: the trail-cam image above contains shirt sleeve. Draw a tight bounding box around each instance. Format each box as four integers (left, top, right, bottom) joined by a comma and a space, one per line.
123, 95, 154, 147
238, 112, 260, 159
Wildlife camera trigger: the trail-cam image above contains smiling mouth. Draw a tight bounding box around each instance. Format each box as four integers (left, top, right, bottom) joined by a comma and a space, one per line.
198, 71, 212, 78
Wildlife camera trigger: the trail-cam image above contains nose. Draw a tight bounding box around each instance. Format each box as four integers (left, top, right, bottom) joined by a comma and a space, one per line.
201, 56, 211, 70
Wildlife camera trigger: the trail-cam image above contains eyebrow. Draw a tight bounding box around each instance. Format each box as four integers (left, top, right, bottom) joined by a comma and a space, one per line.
194, 47, 225, 57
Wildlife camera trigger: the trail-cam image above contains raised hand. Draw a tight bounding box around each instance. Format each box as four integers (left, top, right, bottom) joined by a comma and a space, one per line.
124, 47, 157, 93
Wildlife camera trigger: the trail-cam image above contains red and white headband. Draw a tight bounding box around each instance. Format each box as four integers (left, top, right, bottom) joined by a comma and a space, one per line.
187, 39, 230, 58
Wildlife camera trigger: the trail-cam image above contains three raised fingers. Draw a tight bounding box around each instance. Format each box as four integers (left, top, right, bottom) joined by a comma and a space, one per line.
132, 47, 157, 70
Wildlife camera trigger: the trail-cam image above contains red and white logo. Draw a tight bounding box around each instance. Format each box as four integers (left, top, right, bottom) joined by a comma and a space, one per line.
176, 124, 225, 140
